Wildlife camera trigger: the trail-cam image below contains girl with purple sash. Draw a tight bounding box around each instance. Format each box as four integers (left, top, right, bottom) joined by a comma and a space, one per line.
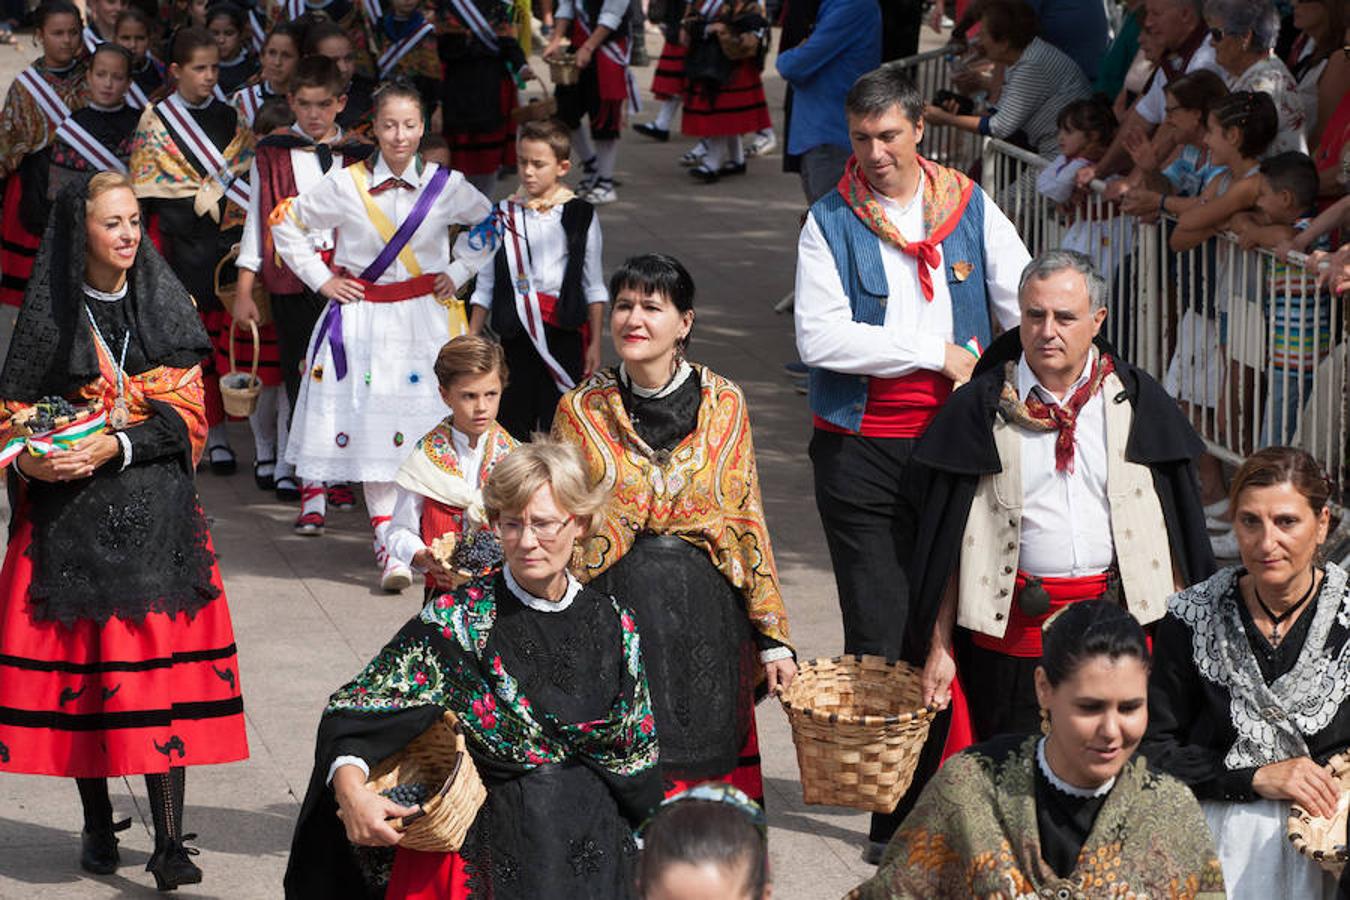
272, 81, 499, 592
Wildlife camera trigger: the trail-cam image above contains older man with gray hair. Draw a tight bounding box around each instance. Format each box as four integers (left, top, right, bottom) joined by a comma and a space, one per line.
892, 251, 1216, 828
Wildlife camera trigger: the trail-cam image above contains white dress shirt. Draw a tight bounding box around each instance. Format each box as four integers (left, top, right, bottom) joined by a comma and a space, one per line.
1134, 35, 1226, 125
555, 0, 629, 30
386, 425, 487, 570
1015, 349, 1114, 577
470, 203, 608, 309
794, 175, 1027, 378
272, 154, 496, 293
236, 124, 344, 274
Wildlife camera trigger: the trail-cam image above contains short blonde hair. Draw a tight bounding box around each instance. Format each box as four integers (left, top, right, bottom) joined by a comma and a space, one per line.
482, 440, 608, 536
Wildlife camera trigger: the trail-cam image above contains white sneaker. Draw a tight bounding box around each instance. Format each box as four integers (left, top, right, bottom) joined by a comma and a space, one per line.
745, 130, 777, 158
381, 558, 413, 592
1210, 529, 1241, 560
584, 182, 618, 205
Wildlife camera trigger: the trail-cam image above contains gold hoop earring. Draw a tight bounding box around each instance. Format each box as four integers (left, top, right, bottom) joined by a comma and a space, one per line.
1039, 707, 1051, 736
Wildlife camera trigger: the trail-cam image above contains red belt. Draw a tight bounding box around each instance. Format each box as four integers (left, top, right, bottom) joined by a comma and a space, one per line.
971, 570, 1111, 658
354, 274, 439, 302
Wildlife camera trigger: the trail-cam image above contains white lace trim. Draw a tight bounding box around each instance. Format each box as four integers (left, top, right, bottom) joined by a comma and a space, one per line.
1168, 562, 1350, 769
82, 282, 128, 303
1036, 737, 1115, 797
619, 360, 693, 399
502, 564, 580, 613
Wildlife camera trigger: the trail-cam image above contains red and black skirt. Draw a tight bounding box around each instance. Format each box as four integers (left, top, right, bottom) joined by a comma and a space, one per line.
651, 41, 688, 100
681, 60, 772, 137
0, 176, 41, 308
446, 75, 518, 177
224, 316, 284, 389
0, 514, 249, 778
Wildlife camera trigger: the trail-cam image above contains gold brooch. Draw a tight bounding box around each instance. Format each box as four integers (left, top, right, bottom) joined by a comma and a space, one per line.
951, 260, 974, 282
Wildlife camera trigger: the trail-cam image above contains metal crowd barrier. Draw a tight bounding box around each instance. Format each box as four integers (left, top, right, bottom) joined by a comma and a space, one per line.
979, 138, 1347, 506
887, 49, 983, 173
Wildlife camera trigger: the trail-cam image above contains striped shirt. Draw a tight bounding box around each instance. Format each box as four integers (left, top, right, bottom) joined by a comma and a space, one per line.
979, 37, 1091, 158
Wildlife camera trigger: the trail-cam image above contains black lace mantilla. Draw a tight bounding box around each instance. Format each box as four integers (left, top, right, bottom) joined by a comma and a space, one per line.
24, 458, 219, 626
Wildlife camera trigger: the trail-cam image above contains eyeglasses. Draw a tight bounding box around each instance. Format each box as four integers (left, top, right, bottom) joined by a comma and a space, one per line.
1207, 27, 1228, 41
498, 516, 574, 543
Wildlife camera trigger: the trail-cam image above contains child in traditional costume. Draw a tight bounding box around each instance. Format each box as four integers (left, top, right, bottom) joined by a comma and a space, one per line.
80, 0, 122, 55
129, 26, 255, 474
437, 0, 528, 197
385, 335, 519, 593
235, 56, 373, 528
208, 2, 259, 95
542, 0, 635, 205
272, 82, 499, 591
267, 0, 375, 75
0, 173, 248, 893
114, 8, 166, 110
231, 20, 300, 129
48, 44, 139, 198
367, 0, 441, 116
304, 17, 377, 137
679, 0, 771, 182
0, 1, 89, 310
469, 119, 607, 439
633, 0, 688, 142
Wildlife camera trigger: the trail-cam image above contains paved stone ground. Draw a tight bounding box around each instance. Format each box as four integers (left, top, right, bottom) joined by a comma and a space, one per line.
0, 27, 950, 898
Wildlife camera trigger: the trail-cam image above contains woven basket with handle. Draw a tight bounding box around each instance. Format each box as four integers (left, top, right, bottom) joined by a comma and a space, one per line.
219, 319, 262, 418
363, 711, 487, 853
1288, 750, 1350, 876
778, 654, 937, 813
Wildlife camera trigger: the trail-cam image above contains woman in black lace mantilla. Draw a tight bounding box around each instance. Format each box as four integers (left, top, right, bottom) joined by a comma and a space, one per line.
0, 173, 248, 892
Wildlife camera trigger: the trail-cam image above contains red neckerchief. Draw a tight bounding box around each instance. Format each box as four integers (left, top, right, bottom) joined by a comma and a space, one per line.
1001, 353, 1116, 473
835, 154, 974, 302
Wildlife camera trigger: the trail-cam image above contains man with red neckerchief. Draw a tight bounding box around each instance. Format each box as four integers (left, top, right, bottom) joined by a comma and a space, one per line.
792, 65, 1028, 859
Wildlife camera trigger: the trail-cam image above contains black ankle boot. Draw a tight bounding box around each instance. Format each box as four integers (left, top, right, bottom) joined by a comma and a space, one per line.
145, 769, 202, 891
80, 817, 131, 875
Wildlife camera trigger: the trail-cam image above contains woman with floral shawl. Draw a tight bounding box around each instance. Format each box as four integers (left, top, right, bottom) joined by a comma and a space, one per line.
285, 441, 662, 900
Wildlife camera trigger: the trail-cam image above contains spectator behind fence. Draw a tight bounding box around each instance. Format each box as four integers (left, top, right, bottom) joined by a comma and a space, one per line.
949, 0, 1111, 82
1311, 22, 1350, 202
922, 0, 1091, 159
1143, 447, 1347, 897
1283, 0, 1345, 148
1206, 0, 1308, 155
1117, 68, 1230, 221
1094, 0, 1146, 101
1036, 100, 1127, 277
775, 0, 882, 203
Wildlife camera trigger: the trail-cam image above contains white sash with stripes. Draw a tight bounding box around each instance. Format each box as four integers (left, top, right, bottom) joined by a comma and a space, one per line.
55, 116, 128, 173
376, 20, 436, 77
127, 80, 150, 110
82, 26, 103, 54
697, 0, 721, 17
235, 84, 265, 127
285, 0, 305, 18
157, 94, 252, 209
361, 0, 382, 24
502, 200, 576, 393
573, 13, 640, 114
447, 0, 499, 53
248, 10, 266, 53
15, 68, 72, 144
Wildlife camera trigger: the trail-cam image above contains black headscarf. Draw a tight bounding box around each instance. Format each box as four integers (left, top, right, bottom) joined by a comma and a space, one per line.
0, 176, 211, 403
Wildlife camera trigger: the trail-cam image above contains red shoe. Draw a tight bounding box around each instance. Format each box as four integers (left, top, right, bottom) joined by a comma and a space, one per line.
294, 511, 325, 536
327, 483, 357, 510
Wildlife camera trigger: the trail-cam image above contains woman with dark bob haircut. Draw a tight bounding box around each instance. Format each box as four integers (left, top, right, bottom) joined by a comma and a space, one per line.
552, 252, 797, 807
854, 600, 1224, 898
1144, 446, 1347, 897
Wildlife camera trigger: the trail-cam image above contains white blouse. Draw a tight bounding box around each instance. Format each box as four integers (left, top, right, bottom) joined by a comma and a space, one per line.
469, 202, 608, 309
272, 154, 497, 294
236, 125, 346, 274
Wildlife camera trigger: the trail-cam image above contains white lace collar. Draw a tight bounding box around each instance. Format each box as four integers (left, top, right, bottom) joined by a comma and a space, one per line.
83, 281, 128, 303
619, 361, 693, 399
502, 564, 580, 613
1036, 737, 1115, 798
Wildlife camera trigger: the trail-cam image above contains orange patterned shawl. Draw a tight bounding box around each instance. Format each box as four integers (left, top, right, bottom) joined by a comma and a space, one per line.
551, 365, 792, 647
0, 60, 89, 176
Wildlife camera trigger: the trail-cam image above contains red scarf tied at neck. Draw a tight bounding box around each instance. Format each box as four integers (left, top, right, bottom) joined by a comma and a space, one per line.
835, 154, 975, 301
1001, 352, 1116, 473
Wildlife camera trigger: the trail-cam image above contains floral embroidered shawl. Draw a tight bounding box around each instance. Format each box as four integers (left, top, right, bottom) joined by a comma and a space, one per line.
0, 60, 89, 176
326, 572, 660, 778
394, 418, 519, 530
551, 365, 792, 647
128, 102, 254, 226
851, 735, 1226, 900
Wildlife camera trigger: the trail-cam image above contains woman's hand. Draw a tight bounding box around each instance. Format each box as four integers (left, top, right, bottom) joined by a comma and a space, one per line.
1253, 757, 1342, 820
1120, 187, 1162, 220
764, 657, 797, 693
412, 548, 456, 589
1123, 129, 1158, 173
433, 273, 457, 301
333, 766, 419, 847
16, 433, 120, 482
920, 643, 956, 709
320, 275, 365, 304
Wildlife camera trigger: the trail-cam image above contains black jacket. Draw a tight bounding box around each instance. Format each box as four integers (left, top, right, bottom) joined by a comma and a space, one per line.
902, 329, 1217, 661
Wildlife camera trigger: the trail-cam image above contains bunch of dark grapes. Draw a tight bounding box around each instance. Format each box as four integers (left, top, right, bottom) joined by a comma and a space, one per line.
27, 396, 77, 432
381, 782, 429, 807
451, 529, 502, 573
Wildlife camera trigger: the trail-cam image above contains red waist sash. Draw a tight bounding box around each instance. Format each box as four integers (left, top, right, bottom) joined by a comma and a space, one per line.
971, 570, 1111, 658
814, 370, 953, 438
356, 273, 439, 302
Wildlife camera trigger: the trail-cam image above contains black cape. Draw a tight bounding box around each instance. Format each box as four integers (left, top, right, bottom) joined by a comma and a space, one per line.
903, 329, 1217, 661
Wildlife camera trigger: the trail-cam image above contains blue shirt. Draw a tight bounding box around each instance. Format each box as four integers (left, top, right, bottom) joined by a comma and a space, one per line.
1162, 145, 1228, 197
1025, 0, 1110, 82
776, 0, 882, 155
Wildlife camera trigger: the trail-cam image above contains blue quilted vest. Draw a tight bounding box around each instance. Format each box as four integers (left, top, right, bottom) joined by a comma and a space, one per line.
807, 186, 993, 433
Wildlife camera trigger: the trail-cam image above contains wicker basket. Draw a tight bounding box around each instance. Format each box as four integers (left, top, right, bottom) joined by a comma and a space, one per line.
778, 654, 937, 813
511, 94, 558, 124
220, 319, 262, 418
1288, 750, 1350, 876
548, 52, 579, 86
364, 711, 486, 853
214, 243, 271, 326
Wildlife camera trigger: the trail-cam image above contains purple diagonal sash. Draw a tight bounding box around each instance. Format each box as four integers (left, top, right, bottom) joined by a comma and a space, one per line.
359, 165, 451, 282
316, 301, 349, 381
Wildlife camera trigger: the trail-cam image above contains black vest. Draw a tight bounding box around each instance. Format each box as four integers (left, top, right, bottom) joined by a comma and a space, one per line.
489, 198, 595, 339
